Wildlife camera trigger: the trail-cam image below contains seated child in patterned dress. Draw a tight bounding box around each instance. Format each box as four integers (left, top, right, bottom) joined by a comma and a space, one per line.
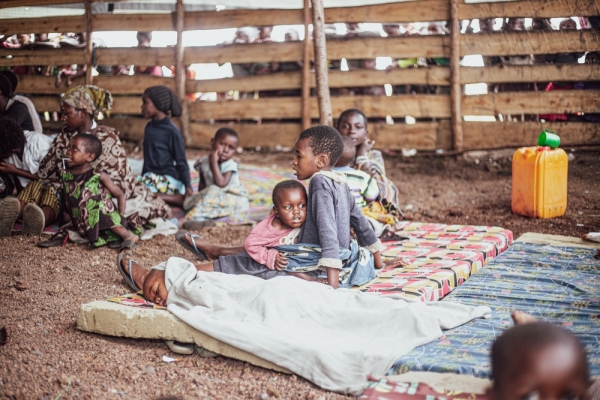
182, 128, 248, 229
62, 133, 139, 250
138, 85, 191, 208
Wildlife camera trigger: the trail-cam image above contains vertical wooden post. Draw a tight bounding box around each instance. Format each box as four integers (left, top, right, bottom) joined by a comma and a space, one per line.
450, 0, 463, 151
310, 0, 332, 126
176, 0, 192, 144
84, 0, 93, 85
301, 0, 311, 130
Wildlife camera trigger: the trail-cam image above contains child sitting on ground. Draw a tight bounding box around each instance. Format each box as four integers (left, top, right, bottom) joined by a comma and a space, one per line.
488, 312, 589, 400
182, 128, 248, 230
0, 116, 53, 237
62, 133, 139, 250
138, 85, 192, 208
336, 109, 402, 228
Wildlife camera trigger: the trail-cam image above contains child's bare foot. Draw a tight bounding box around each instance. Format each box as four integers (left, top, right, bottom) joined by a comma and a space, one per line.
287, 272, 328, 284
182, 232, 242, 260
511, 310, 537, 325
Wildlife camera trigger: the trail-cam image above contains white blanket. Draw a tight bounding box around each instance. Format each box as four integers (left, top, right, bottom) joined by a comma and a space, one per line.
159, 257, 491, 395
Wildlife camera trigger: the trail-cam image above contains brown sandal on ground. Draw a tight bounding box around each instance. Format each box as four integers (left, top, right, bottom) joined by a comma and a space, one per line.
118, 239, 139, 252
379, 228, 408, 243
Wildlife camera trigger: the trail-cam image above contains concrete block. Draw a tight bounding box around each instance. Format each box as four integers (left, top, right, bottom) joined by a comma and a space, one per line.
77, 301, 291, 374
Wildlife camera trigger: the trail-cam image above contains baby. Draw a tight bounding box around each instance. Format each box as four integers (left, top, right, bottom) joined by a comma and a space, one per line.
488, 314, 589, 400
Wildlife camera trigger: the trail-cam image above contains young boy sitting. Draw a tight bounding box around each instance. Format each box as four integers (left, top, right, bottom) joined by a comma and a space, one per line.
0, 116, 53, 237
120, 126, 398, 301
62, 133, 140, 250
488, 312, 589, 400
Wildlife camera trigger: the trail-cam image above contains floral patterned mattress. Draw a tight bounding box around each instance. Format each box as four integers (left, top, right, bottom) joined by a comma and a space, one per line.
389, 242, 600, 378
358, 222, 514, 301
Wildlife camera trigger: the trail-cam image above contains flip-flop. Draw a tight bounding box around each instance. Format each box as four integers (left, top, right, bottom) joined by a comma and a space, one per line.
118, 239, 139, 253
0, 197, 20, 238
116, 252, 141, 292
165, 340, 194, 355
379, 228, 409, 243
194, 345, 218, 358
37, 231, 69, 248
22, 203, 45, 236
175, 230, 207, 261
107, 240, 123, 249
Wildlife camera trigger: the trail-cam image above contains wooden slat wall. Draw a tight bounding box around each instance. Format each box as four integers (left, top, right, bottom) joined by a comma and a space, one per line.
3, 0, 600, 33
4, 0, 600, 150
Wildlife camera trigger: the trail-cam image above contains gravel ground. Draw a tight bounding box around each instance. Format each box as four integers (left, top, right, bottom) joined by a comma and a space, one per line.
1, 146, 598, 399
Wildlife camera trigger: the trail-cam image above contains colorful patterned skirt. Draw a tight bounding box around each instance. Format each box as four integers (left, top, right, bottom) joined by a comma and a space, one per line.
137, 172, 185, 195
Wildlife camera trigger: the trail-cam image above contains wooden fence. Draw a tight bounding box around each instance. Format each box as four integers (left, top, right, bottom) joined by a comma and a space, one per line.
1, 0, 599, 151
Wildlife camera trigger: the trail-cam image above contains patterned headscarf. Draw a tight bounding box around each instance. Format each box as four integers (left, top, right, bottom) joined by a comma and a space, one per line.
62, 85, 113, 117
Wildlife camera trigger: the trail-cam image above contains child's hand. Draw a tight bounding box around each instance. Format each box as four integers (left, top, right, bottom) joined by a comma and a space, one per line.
209, 149, 220, 164
184, 187, 193, 198
382, 257, 409, 269
274, 252, 289, 271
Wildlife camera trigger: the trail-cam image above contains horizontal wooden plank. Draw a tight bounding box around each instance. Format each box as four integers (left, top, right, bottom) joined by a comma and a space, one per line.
461, 30, 600, 57
189, 67, 450, 93
0, 16, 84, 35
18, 75, 175, 95
32, 95, 143, 115
463, 122, 600, 150
4, 30, 596, 68
462, 90, 600, 115
0, 0, 82, 8
459, 0, 600, 20
189, 95, 451, 120
0, 48, 85, 66
461, 64, 600, 85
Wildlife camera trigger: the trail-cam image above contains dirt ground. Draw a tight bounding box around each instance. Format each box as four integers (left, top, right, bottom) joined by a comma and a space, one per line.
1, 146, 598, 400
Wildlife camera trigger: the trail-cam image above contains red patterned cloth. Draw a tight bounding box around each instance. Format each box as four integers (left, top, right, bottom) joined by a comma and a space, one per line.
359, 378, 487, 400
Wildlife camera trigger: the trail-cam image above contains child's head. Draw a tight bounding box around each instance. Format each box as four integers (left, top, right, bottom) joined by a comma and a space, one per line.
136, 31, 152, 47
211, 128, 239, 163
142, 86, 182, 119
335, 136, 357, 168
0, 70, 18, 95
559, 18, 577, 31
66, 133, 102, 168
337, 108, 368, 147
506, 18, 526, 32
479, 18, 495, 32
382, 24, 400, 36
586, 51, 600, 65
293, 126, 344, 180
489, 323, 588, 400
0, 116, 25, 159
271, 180, 307, 229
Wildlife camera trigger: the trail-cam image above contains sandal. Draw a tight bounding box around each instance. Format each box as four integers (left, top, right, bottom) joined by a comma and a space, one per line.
107, 240, 123, 249
195, 345, 218, 358
175, 230, 207, 261
116, 252, 141, 292
118, 239, 139, 252
0, 197, 20, 238
379, 228, 409, 243
165, 340, 194, 355
22, 203, 45, 236
37, 231, 69, 248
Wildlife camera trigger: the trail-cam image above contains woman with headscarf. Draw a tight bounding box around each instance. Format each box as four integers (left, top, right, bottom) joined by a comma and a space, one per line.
26, 85, 172, 242
138, 85, 191, 208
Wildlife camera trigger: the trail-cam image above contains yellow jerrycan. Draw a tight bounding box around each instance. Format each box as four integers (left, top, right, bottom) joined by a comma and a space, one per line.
511, 146, 568, 218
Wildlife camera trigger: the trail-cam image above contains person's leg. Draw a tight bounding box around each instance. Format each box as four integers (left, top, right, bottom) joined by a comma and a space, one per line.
110, 226, 140, 244
40, 205, 56, 226
183, 233, 244, 260
286, 272, 327, 284
157, 193, 184, 208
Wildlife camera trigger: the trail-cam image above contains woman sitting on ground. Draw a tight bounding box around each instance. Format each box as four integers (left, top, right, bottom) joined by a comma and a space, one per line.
27, 85, 171, 243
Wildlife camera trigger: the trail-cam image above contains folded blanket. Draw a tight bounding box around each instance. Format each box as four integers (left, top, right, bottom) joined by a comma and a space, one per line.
157, 257, 491, 395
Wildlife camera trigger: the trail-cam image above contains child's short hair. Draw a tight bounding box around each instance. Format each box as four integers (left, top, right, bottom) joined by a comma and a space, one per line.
214, 127, 239, 142
337, 108, 368, 129
336, 136, 357, 167
0, 116, 25, 155
0, 70, 18, 94
75, 133, 103, 161
272, 180, 307, 207
298, 125, 344, 167
491, 323, 588, 395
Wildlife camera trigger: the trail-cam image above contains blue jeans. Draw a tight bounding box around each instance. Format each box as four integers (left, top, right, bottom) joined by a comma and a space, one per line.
275, 239, 376, 288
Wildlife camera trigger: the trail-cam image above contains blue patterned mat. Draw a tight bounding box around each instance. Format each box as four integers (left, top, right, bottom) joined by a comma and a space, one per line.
389, 242, 600, 378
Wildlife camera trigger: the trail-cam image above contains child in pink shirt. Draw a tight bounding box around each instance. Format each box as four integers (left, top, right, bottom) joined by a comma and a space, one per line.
243, 180, 306, 272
